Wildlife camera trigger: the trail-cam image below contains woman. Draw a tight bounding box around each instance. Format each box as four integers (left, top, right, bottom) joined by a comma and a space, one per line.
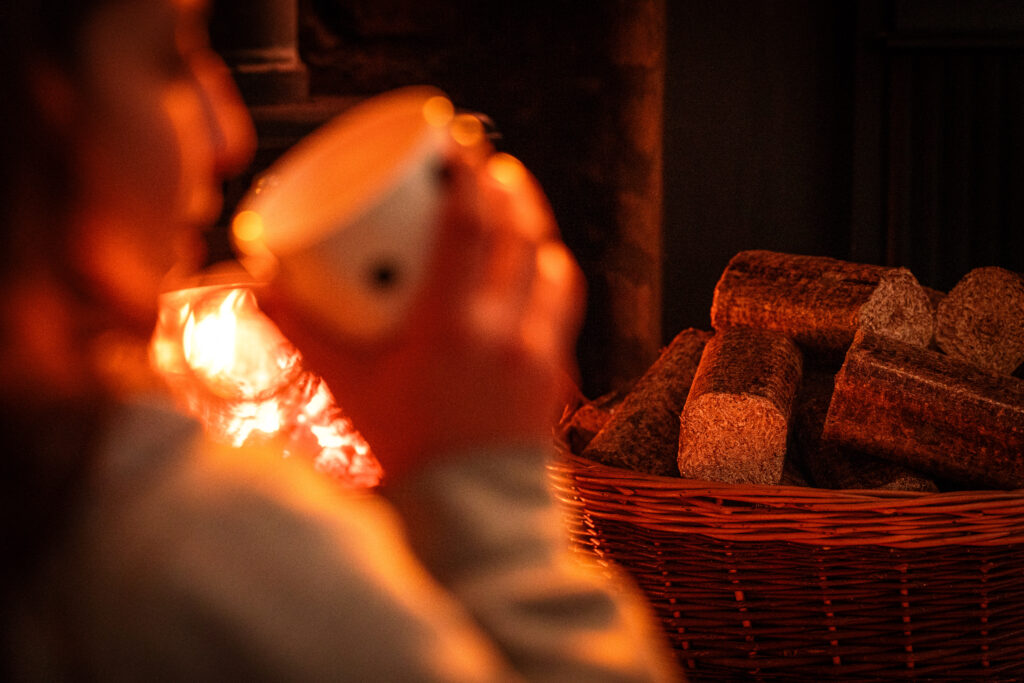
0, 0, 680, 680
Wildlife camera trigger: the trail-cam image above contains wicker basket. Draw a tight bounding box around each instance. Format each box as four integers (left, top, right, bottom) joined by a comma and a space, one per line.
547, 446, 1024, 681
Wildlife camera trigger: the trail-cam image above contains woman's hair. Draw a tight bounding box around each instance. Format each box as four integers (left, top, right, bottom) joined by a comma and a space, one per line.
0, 0, 110, 278
0, 3, 122, 636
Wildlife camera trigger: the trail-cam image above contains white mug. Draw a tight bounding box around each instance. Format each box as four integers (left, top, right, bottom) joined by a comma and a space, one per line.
232, 86, 464, 341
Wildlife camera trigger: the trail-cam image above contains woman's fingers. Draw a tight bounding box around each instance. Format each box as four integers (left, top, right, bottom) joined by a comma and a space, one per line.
405, 146, 491, 337
523, 241, 586, 361
468, 152, 568, 340
254, 137, 586, 477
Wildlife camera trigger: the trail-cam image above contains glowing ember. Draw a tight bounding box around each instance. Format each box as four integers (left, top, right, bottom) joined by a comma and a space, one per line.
151, 285, 382, 488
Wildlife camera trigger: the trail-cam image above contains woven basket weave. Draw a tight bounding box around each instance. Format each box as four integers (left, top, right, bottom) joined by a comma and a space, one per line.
547, 446, 1024, 680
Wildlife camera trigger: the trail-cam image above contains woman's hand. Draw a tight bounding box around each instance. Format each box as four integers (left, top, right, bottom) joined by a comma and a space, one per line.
261, 146, 586, 482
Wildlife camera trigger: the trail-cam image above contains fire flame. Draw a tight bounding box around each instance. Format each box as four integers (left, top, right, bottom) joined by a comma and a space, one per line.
151, 285, 382, 488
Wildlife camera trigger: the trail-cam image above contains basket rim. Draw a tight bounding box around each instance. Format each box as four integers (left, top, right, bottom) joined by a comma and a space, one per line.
549, 448, 1024, 548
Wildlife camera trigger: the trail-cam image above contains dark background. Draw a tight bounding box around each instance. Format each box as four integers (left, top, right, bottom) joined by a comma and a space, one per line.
664, 0, 1024, 334
214, 0, 1024, 397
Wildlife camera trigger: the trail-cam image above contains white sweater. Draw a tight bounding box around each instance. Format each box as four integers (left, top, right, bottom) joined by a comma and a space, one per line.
6, 395, 681, 681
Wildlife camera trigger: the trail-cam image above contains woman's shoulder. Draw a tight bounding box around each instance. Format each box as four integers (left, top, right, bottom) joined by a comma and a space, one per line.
83, 393, 383, 542
5, 401, 412, 678
89, 393, 203, 488
20, 390, 395, 614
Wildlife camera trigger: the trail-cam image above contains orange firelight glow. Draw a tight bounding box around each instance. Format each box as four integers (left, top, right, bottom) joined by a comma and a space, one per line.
151, 285, 382, 488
